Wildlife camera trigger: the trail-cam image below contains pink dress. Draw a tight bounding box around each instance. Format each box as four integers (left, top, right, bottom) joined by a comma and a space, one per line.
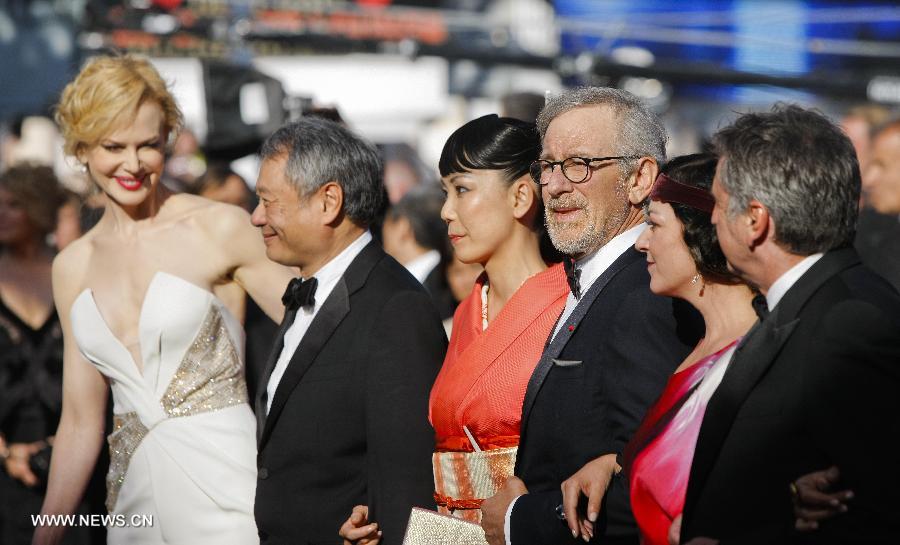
625, 339, 739, 545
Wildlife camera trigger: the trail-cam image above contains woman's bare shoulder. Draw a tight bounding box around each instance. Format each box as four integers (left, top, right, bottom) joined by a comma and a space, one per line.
174, 195, 254, 240
52, 236, 95, 306
169, 194, 250, 225
55, 233, 94, 269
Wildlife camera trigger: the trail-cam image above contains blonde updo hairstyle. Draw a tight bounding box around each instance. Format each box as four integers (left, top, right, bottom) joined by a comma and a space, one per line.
56, 55, 183, 160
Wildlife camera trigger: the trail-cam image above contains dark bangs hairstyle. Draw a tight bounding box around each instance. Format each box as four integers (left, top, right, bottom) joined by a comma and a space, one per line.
661, 153, 741, 285
439, 114, 539, 182
439, 114, 561, 263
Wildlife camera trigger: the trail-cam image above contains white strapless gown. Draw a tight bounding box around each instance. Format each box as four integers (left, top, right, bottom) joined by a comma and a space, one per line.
70, 272, 259, 545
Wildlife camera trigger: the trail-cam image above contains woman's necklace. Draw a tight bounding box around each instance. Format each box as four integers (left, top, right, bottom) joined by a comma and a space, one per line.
480, 269, 542, 332
480, 282, 490, 331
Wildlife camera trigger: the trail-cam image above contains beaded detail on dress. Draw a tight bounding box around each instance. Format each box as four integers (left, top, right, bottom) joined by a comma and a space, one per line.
161, 305, 247, 418
106, 412, 148, 512
105, 305, 246, 511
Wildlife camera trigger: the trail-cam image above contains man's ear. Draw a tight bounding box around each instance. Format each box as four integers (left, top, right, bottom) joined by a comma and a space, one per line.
319, 181, 344, 225
627, 157, 659, 205
746, 199, 771, 248
509, 175, 537, 220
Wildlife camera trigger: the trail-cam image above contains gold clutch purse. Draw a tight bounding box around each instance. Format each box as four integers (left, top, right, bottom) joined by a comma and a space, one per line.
402, 507, 488, 545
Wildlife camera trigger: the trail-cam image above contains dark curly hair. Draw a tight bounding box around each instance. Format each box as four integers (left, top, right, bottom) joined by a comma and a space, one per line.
660, 153, 741, 285
0, 164, 65, 237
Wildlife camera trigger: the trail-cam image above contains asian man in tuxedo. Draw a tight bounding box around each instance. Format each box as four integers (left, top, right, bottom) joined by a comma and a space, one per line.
251, 117, 446, 545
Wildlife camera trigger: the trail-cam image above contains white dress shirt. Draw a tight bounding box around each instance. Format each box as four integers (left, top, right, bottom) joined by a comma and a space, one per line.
404, 249, 441, 284
265, 231, 373, 414
506, 223, 647, 544
765, 253, 824, 311
551, 223, 648, 340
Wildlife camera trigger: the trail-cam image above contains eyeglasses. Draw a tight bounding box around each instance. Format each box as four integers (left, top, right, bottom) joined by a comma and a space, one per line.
529, 155, 641, 185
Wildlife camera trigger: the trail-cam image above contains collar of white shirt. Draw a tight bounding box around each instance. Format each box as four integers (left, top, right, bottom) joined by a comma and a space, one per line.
404, 249, 441, 284
765, 252, 824, 311
574, 222, 648, 295
550, 223, 647, 341
265, 230, 373, 414
306, 230, 374, 309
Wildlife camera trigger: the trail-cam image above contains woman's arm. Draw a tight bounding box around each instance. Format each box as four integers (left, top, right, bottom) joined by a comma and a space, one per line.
33, 253, 109, 545
210, 205, 293, 323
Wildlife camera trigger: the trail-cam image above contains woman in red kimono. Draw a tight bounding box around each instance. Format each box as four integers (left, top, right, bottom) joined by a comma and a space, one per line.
339, 115, 568, 541
428, 114, 568, 522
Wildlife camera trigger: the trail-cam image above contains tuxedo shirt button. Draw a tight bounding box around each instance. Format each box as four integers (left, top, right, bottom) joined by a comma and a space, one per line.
258, 467, 269, 480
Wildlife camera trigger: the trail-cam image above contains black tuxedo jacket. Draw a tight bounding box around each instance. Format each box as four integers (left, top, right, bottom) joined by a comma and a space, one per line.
254, 241, 446, 545
510, 247, 703, 544
681, 248, 900, 544
422, 264, 457, 321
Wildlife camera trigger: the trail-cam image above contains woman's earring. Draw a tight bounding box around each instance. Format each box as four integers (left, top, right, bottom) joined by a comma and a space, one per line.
79, 163, 87, 173
692, 273, 706, 296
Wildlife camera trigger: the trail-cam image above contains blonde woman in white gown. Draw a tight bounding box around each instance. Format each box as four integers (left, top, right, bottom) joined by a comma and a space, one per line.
33, 56, 293, 545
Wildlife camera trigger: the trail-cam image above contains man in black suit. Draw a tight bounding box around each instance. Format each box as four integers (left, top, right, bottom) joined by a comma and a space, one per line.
855, 118, 900, 291
250, 118, 446, 545
680, 105, 900, 544
382, 187, 457, 320
480, 87, 702, 545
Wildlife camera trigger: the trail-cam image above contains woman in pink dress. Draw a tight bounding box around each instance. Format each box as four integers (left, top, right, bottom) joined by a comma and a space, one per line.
626, 153, 757, 545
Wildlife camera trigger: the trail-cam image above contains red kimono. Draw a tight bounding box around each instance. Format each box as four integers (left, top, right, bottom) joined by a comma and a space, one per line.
428, 264, 567, 520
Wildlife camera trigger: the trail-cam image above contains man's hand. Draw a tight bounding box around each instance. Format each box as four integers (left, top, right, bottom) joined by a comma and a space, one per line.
791, 466, 852, 531
560, 454, 619, 541
481, 476, 527, 545
4, 441, 42, 487
339, 505, 381, 545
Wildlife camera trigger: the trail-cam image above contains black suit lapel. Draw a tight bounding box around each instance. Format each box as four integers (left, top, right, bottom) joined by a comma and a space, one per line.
255, 306, 298, 441
682, 314, 797, 522
519, 248, 642, 438
257, 240, 384, 450
682, 248, 861, 524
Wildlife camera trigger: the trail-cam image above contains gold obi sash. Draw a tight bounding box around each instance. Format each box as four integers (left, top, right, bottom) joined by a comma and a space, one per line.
432, 446, 517, 519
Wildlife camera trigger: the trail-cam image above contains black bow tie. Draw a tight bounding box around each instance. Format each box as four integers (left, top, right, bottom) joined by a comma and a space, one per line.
282, 277, 318, 311
563, 258, 582, 299
751, 294, 769, 321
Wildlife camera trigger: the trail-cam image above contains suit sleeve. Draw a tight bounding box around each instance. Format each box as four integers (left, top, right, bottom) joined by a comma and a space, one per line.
595, 290, 695, 456
802, 298, 900, 542
509, 470, 633, 544
365, 289, 447, 545
509, 490, 569, 545
511, 284, 699, 544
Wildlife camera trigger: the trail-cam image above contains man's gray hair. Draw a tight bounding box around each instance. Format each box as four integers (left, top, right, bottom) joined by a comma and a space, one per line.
536, 87, 668, 167
713, 104, 859, 255
260, 117, 384, 227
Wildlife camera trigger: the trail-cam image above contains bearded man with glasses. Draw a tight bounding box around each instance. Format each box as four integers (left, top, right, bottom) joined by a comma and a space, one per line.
480, 88, 703, 545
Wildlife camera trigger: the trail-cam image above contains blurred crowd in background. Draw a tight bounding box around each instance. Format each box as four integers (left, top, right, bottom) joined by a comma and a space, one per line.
2, 1, 900, 543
